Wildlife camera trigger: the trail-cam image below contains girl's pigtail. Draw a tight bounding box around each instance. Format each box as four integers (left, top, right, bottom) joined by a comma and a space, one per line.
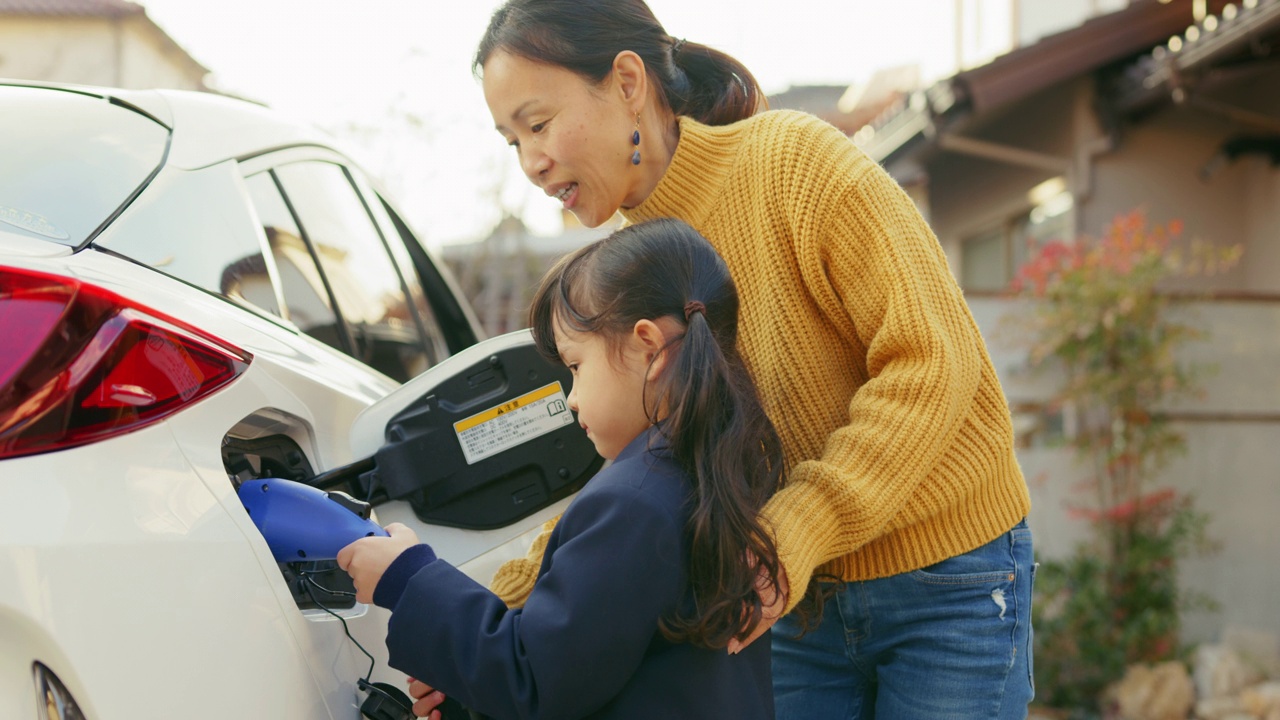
654, 302, 785, 647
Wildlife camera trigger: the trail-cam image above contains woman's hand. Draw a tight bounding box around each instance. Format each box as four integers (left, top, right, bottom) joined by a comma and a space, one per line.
727, 561, 788, 654
336, 522, 420, 604
406, 677, 447, 719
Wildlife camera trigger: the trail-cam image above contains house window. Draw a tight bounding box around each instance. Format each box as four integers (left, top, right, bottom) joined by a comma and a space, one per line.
960, 183, 1073, 291
962, 227, 1009, 292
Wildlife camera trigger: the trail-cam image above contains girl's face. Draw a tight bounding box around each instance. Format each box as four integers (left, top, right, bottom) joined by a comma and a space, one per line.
554, 322, 655, 461
482, 51, 646, 229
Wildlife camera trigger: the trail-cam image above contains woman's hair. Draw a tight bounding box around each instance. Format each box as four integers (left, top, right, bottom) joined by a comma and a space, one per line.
528, 218, 784, 648
475, 0, 766, 126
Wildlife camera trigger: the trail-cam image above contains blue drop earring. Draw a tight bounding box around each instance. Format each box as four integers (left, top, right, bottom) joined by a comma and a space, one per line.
631, 113, 641, 165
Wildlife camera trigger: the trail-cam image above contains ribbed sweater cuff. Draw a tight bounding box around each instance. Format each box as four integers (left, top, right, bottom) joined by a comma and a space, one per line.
372, 544, 438, 610
762, 480, 848, 615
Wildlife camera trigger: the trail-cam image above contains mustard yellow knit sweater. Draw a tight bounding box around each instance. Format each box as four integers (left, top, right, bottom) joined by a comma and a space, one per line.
491, 110, 1031, 613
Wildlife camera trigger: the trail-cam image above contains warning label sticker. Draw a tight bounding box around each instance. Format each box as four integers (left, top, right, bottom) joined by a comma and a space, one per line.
453, 382, 575, 465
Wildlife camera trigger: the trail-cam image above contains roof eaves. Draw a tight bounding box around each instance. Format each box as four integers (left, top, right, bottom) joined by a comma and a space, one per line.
1114, 0, 1280, 113
956, 0, 1230, 113
858, 0, 1234, 164
862, 106, 930, 164
0, 1, 208, 82
859, 76, 968, 164
0, 0, 143, 18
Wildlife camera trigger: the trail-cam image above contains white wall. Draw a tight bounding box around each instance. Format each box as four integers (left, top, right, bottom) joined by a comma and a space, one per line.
0, 17, 121, 87
954, 0, 1130, 70
1176, 421, 1280, 642
969, 296, 1280, 643
1085, 108, 1256, 293
1241, 158, 1280, 294
118, 16, 206, 91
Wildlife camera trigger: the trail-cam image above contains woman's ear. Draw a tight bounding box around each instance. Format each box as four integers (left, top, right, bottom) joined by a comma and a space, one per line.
610, 50, 648, 110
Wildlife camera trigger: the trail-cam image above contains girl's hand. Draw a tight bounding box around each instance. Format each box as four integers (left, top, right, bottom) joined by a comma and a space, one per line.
407, 677, 447, 719
336, 522, 420, 603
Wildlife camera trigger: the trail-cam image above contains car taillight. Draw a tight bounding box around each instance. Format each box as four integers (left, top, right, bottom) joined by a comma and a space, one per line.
0, 266, 251, 460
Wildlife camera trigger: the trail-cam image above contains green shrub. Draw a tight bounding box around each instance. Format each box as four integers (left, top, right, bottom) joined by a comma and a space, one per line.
1011, 210, 1236, 712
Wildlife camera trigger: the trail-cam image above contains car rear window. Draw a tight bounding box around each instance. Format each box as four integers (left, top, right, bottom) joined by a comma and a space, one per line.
0, 85, 169, 248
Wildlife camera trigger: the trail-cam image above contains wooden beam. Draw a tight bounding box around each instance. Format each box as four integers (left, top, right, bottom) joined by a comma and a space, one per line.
937, 134, 1073, 172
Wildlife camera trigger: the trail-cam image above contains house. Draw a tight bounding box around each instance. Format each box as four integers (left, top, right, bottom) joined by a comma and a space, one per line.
0, 0, 208, 90
768, 65, 920, 137
860, 0, 1279, 643
438, 213, 617, 338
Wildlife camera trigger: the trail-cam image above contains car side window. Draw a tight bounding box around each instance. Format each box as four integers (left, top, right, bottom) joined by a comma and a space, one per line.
355, 180, 451, 363
243, 172, 348, 355
96, 161, 284, 319
373, 194, 482, 354
271, 162, 430, 383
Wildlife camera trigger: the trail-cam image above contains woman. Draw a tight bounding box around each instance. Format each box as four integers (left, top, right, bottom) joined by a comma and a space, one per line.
415, 1, 1036, 717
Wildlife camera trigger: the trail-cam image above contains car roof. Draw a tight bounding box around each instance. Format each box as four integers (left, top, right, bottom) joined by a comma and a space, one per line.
1, 79, 341, 170
151, 88, 340, 169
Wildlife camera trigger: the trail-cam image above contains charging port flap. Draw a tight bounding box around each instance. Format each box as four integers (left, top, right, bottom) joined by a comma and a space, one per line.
349, 330, 604, 530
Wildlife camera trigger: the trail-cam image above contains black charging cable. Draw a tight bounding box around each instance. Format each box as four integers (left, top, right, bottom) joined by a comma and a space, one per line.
300, 571, 416, 720
301, 572, 376, 681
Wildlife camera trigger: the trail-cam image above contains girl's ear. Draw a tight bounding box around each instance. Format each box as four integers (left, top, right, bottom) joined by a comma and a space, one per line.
631, 318, 673, 380
610, 50, 648, 110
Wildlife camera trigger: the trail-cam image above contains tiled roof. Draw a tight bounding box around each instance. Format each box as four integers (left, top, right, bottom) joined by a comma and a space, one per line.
0, 0, 144, 17
858, 0, 1236, 163
1113, 0, 1280, 112
944, 0, 1230, 113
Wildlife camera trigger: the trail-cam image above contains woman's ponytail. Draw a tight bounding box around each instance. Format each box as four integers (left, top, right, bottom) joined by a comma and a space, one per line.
665, 40, 766, 126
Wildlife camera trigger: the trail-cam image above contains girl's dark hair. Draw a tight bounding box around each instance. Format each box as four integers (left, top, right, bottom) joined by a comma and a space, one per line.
528, 218, 784, 648
475, 0, 766, 126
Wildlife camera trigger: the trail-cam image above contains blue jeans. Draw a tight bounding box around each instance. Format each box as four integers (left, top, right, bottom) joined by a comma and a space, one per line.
772, 520, 1036, 720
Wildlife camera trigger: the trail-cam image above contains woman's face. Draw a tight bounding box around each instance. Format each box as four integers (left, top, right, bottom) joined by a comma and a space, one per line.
483, 50, 642, 228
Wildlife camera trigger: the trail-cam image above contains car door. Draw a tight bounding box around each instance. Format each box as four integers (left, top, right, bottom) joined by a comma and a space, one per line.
237, 148, 599, 564
232, 148, 601, 711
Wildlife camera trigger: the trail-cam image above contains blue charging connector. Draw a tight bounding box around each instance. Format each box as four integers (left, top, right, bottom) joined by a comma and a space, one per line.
238, 478, 389, 562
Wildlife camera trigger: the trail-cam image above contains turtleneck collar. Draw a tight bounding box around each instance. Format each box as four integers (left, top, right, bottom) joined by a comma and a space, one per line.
620, 115, 743, 230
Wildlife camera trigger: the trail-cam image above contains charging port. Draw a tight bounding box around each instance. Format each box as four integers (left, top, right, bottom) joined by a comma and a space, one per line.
223, 433, 359, 610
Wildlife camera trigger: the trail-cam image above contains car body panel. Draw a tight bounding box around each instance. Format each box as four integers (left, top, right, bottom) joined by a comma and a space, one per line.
0, 424, 337, 719
0, 228, 73, 258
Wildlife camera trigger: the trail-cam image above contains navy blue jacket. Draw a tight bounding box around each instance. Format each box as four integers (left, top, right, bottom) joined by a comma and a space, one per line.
372, 428, 774, 720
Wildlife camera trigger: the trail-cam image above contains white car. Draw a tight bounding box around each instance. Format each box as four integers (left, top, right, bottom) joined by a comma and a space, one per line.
0, 80, 601, 720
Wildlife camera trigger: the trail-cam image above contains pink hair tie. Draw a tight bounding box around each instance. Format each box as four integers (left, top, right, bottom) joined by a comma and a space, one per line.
683, 301, 706, 322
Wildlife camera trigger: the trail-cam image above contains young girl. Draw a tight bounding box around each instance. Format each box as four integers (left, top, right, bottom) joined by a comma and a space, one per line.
338, 217, 786, 720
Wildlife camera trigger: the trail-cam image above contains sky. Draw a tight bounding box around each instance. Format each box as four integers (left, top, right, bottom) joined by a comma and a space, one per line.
137, 0, 985, 247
